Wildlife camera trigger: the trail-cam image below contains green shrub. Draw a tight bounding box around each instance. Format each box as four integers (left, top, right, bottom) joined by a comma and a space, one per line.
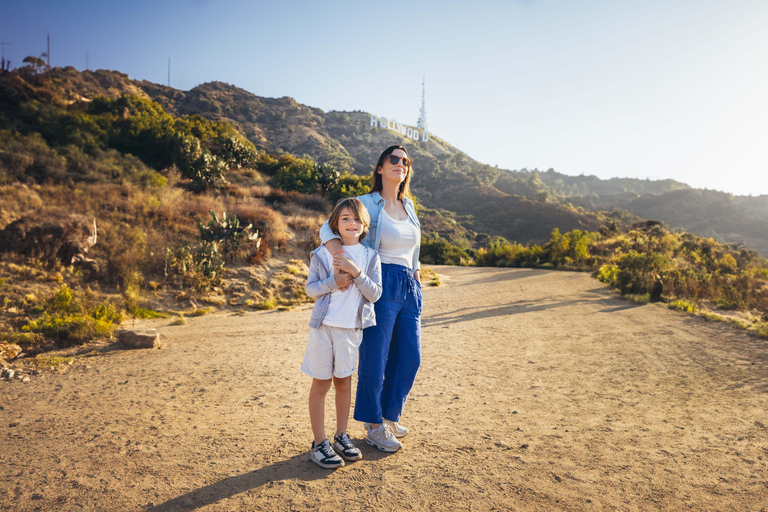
254, 298, 276, 310
420, 234, 471, 266
131, 307, 170, 319
0, 331, 46, 350
23, 313, 116, 347
595, 264, 619, 286
21, 285, 123, 347
34, 355, 74, 369
751, 322, 768, 338
669, 300, 697, 313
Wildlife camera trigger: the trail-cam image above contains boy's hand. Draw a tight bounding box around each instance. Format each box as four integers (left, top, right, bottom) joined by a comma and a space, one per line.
334, 267, 353, 291
333, 253, 361, 278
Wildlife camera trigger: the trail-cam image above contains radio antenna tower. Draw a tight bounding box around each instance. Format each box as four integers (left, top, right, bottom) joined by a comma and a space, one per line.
417, 76, 427, 131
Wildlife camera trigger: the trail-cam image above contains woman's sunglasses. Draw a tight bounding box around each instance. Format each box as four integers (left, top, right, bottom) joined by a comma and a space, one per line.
387, 155, 412, 167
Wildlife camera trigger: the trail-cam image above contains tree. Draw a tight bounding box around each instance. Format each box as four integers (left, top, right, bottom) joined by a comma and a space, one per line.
315, 163, 339, 196
22, 56, 47, 74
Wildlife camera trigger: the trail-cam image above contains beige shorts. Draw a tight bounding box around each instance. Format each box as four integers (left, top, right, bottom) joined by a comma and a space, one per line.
301, 324, 362, 380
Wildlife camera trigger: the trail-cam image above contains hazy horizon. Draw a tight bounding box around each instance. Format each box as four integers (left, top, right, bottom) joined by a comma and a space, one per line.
2, 0, 767, 197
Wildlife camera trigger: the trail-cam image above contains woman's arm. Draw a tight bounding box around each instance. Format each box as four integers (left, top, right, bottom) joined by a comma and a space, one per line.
326, 240, 353, 290
320, 220, 353, 290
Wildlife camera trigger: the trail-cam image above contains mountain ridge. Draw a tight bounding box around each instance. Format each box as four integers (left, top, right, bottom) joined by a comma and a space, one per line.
3, 66, 767, 255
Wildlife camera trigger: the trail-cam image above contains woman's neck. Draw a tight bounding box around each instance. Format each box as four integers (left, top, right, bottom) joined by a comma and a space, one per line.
380, 181, 400, 204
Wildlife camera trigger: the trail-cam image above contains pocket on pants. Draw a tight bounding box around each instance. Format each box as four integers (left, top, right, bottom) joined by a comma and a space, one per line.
414, 280, 423, 315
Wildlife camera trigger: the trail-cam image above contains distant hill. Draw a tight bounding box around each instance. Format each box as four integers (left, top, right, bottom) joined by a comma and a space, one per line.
568, 189, 768, 255
3, 66, 767, 255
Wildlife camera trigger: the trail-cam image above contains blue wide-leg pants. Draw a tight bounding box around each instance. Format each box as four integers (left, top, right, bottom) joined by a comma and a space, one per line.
354, 263, 422, 424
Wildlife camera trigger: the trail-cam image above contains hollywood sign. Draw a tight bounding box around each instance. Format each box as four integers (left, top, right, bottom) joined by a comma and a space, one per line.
370, 115, 429, 143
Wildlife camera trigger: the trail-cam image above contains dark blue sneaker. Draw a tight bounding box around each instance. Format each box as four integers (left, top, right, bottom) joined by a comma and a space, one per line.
310, 439, 344, 469
334, 432, 363, 461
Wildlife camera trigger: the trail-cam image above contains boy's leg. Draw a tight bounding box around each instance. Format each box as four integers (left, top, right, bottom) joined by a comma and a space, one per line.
309, 378, 332, 445
333, 375, 352, 436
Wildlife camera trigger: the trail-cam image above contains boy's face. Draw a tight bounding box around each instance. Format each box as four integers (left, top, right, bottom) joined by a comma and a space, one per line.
338, 207, 364, 245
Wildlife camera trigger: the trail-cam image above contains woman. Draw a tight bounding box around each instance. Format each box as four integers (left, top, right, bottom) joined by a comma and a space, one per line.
320, 145, 422, 453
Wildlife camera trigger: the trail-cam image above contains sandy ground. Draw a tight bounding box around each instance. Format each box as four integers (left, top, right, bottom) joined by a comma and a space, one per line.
2, 265, 768, 512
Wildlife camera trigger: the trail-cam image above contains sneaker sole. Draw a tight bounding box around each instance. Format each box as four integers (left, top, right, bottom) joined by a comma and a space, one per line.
309, 454, 345, 469
334, 444, 363, 461
365, 437, 401, 453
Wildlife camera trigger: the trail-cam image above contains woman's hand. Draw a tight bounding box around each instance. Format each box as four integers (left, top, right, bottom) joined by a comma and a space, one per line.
334, 267, 353, 290
414, 269, 421, 285
333, 252, 361, 278
325, 239, 351, 291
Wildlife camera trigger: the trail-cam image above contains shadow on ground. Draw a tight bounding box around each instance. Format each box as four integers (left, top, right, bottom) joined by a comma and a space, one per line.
145, 438, 393, 511
423, 295, 643, 327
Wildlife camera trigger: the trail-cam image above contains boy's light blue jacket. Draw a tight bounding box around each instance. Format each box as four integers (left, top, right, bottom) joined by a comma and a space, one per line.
305, 245, 382, 329
319, 192, 421, 272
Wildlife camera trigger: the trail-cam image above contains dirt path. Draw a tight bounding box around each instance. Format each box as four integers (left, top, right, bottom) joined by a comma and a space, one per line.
2, 266, 768, 511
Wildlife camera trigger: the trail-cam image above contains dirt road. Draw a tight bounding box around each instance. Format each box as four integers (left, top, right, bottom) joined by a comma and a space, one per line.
2, 266, 767, 511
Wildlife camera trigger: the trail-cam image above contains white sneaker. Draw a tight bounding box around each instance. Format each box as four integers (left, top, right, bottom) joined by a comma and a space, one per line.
383, 419, 409, 438
365, 422, 402, 453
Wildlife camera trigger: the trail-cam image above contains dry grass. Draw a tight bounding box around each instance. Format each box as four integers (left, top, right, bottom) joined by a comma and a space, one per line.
0, 177, 327, 354
181, 193, 227, 220
229, 200, 289, 252
250, 185, 272, 198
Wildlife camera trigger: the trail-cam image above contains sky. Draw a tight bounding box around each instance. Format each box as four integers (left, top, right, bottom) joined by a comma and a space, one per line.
2, 0, 768, 196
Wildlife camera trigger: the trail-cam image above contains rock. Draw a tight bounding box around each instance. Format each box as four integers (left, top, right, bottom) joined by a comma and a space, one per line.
0, 209, 98, 266
1, 369, 16, 379
117, 329, 161, 349
22, 376, 30, 383
1, 343, 22, 360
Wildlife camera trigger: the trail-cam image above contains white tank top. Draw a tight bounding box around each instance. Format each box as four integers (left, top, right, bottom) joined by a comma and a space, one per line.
378, 208, 419, 269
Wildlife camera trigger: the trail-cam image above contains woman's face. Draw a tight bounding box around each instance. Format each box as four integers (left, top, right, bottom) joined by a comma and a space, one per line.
377, 149, 409, 185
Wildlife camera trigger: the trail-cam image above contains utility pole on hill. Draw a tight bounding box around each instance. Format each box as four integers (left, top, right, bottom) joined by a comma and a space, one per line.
1, 42, 11, 71
46, 33, 50, 68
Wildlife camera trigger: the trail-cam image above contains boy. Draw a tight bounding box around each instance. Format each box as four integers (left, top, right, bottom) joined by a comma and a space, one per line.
302, 198, 382, 468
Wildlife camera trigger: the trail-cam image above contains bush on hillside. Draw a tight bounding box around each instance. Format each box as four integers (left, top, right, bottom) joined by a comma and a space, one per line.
21, 285, 123, 347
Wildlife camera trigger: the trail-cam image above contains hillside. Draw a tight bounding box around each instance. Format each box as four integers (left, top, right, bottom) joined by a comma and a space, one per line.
1, 65, 767, 363
136, 70, 768, 255
7, 66, 765, 255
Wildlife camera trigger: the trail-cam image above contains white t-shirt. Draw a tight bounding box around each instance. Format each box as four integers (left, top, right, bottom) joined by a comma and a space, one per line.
319, 243, 371, 329
378, 208, 420, 269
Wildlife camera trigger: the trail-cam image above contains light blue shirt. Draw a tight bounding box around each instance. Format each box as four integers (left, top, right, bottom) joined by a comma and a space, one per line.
319, 192, 421, 272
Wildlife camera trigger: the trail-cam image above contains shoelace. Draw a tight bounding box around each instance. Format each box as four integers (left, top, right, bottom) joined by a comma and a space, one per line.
318, 441, 337, 458
381, 423, 396, 439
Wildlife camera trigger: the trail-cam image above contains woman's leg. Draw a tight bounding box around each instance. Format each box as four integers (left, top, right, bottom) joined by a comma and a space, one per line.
309, 378, 332, 445
354, 269, 403, 424
381, 283, 422, 423
354, 300, 397, 424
